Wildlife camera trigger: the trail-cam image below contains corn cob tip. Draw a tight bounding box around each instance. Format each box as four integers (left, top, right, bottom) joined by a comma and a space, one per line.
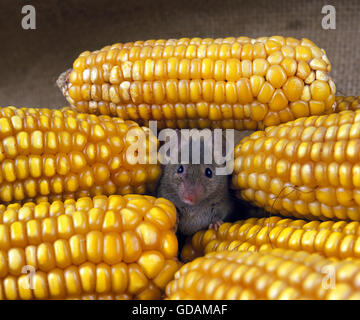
56, 69, 72, 97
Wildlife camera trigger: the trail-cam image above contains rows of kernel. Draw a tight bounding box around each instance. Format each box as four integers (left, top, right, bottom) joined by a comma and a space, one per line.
81, 101, 290, 122
0, 195, 177, 250
234, 153, 360, 196
1, 130, 154, 174
0, 107, 135, 140
234, 147, 360, 185
180, 217, 285, 261
237, 186, 360, 220
261, 125, 360, 143
117, 100, 288, 121
0, 124, 153, 171
187, 218, 360, 260
81, 100, 265, 129
233, 151, 360, 218
66, 80, 335, 127
0, 260, 178, 300
68, 77, 334, 109
68, 60, 334, 111
191, 217, 360, 249
68, 293, 133, 300
142, 118, 260, 130
0, 195, 175, 224
0, 107, 77, 119
76, 36, 329, 69
71, 50, 330, 84
236, 136, 360, 166
9, 187, 158, 205
66, 286, 165, 300
133, 102, 330, 129
0, 148, 159, 202
72, 100, 333, 130
0, 230, 177, 277
99, 36, 309, 50
98, 36, 323, 49
234, 128, 360, 183
233, 167, 360, 219
0, 175, 159, 203
185, 217, 359, 248
263, 110, 360, 134
166, 250, 360, 300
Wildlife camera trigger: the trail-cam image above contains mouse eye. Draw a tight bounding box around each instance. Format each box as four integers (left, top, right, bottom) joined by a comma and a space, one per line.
177, 165, 184, 174
205, 168, 212, 178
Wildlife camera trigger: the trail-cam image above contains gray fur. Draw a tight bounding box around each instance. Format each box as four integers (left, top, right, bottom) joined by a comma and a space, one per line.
157, 129, 253, 235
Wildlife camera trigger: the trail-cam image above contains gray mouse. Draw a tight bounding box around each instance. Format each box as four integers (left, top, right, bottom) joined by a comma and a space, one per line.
156, 129, 253, 235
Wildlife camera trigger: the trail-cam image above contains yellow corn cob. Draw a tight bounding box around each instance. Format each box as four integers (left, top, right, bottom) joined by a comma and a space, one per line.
0, 106, 161, 203
0, 194, 179, 300
65, 291, 155, 300
181, 217, 360, 262
59, 36, 335, 130
66, 293, 132, 300
232, 109, 360, 221
333, 96, 360, 112
166, 248, 360, 300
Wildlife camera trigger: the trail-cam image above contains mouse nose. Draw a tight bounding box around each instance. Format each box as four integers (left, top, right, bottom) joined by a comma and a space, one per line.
180, 183, 205, 205
183, 193, 197, 205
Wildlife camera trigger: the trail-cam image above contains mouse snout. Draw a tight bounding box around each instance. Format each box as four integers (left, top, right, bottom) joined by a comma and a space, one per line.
182, 193, 197, 205
179, 182, 205, 205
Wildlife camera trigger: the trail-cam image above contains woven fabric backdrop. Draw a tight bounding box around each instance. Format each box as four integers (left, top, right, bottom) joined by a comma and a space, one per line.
0, 0, 359, 108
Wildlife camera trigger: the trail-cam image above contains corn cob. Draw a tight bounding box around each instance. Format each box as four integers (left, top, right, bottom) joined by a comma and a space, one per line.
0, 194, 179, 300
66, 293, 132, 300
333, 96, 360, 112
0, 106, 160, 203
232, 109, 360, 221
58, 36, 335, 130
166, 248, 360, 300
181, 217, 360, 262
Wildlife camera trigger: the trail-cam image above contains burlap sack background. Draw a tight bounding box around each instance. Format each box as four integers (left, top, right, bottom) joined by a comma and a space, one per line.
0, 0, 359, 108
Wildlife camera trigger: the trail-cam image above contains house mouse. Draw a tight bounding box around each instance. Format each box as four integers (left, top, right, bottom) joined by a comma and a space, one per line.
156, 128, 253, 236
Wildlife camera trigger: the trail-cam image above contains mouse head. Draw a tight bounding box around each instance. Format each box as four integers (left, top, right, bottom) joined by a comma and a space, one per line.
175, 162, 223, 205
160, 129, 232, 206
